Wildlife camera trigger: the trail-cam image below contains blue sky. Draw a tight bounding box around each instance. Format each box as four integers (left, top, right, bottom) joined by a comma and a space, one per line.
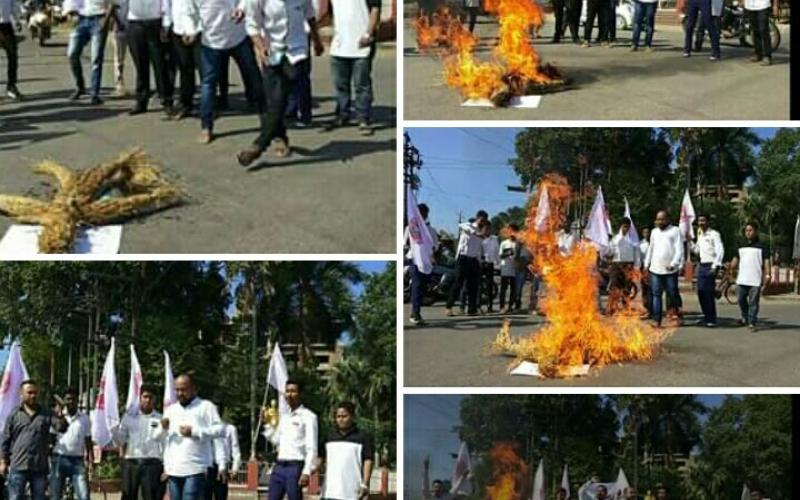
405, 394, 728, 485
0, 261, 389, 365
406, 127, 780, 236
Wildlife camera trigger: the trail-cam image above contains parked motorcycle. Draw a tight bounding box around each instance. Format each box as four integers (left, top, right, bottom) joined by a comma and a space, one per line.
683, 1, 780, 51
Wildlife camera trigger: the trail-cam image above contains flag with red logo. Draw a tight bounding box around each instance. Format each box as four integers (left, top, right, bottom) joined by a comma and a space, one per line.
0, 342, 29, 431
91, 338, 119, 447
124, 344, 143, 417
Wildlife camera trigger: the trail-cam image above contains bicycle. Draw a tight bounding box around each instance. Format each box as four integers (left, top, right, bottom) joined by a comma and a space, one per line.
715, 264, 737, 305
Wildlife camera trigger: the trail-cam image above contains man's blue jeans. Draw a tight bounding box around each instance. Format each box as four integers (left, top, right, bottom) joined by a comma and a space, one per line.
268, 462, 303, 500
199, 39, 264, 131
409, 262, 428, 317
50, 455, 89, 500
631, 1, 657, 48
331, 52, 374, 123
7, 470, 47, 500
67, 15, 108, 97
650, 272, 679, 325
738, 284, 761, 325
168, 473, 207, 500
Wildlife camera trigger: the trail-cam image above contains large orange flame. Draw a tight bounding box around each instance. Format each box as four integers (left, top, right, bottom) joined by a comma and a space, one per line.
492, 174, 670, 378
485, 442, 528, 500
415, 0, 554, 100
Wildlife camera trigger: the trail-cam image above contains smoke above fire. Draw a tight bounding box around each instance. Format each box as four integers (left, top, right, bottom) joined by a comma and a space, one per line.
414, 1, 565, 103
491, 174, 670, 378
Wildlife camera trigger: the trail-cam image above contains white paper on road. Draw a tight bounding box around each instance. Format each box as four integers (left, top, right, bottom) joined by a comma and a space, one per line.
462, 95, 542, 108
509, 361, 590, 378
0, 225, 122, 254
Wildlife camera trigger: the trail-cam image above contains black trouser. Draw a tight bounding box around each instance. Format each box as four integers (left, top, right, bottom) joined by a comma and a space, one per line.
608, 0, 617, 40
465, 6, 479, 32
171, 32, 200, 110
204, 465, 228, 500
749, 8, 772, 59
121, 458, 163, 500
584, 0, 608, 42
0, 23, 18, 87
499, 275, 517, 310
564, 0, 581, 40
252, 55, 307, 151
482, 263, 495, 310
127, 19, 172, 107
552, 0, 566, 40
447, 255, 480, 313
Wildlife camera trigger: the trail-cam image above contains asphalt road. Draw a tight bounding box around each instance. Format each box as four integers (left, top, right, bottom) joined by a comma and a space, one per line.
0, 31, 396, 253
403, 12, 790, 120
404, 292, 800, 387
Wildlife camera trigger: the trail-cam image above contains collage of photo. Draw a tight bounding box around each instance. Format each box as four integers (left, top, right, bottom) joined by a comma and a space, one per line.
0, 0, 797, 498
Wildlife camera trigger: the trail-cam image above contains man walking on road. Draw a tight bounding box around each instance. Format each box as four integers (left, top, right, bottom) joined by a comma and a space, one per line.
731, 221, 771, 332
690, 214, 724, 327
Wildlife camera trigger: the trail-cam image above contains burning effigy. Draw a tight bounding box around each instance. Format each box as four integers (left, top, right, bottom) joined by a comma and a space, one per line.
490, 174, 670, 378
414, 1, 569, 106
0, 149, 184, 253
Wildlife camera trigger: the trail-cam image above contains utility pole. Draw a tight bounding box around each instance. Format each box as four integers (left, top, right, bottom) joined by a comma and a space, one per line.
403, 132, 423, 225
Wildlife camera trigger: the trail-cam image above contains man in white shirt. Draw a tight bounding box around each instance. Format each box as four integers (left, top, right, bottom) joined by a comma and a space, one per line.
329, 0, 379, 134
262, 379, 318, 500
160, 373, 225, 500
643, 210, 684, 327
607, 218, 640, 314
744, 0, 773, 65
0, 0, 23, 100
445, 211, 488, 317
125, 0, 173, 115
207, 411, 241, 500
235, 0, 324, 166
481, 224, 500, 313
422, 457, 451, 500
50, 388, 92, 500
498, 224, 519, 314
63, 0, 118, 104
175, 0, 265, 144
404, 202, 439, 325
689, 214, 724, 327
113, 386, 165, 500
639, 226, 652, 317
731, 221, 771, 331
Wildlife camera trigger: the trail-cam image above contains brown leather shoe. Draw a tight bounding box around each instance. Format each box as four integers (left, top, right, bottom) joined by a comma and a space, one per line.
198, 129, 214, 144
236, 146, 263, 167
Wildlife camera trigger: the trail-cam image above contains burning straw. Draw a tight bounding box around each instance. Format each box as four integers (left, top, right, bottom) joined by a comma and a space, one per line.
490, 174, 670, 378
0, 149, 184, 253
414, 1, 569, 105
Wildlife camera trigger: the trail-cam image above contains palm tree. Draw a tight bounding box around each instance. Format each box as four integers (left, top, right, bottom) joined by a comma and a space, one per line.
639, 395, 707, 468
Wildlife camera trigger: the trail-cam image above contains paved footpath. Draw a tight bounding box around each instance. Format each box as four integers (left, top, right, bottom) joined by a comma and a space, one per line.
403, 8, 790, 120
0, 32, 396, 253
404, 292, 800, 387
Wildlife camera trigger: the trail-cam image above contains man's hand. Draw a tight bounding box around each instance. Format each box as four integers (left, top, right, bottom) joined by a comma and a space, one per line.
14, 21, 22, 32
358, 33, 373, 48
218, 470, 229, 483
86, 460, 94, 477
53, 401, 63, 415
179, 425, 193, 437
161, 417, 170, 430
0, 461, 7, 477
298, 474, 310, 487
763, 275, 771, 288
252, 35, 270, 68
312, 37, 324, 56
230, 8, 245, 23
359, 483, 369, 498
666, 265, 675, 273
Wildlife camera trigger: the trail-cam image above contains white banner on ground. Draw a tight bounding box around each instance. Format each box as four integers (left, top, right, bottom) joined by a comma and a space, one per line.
91, 338, 119, 447
462, 96, 542, 108
124, 344, 143, 417
0, 342, 30, 431
406, 186, 435, 275
0, 225, 122, 254
267, 343, 290, 416
450, 442, 473, 496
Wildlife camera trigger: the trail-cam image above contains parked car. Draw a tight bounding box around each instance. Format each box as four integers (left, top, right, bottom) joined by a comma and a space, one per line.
580, 0, 635, 30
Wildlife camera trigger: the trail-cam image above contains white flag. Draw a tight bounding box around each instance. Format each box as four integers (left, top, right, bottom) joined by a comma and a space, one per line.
531, 459, 545, 500
612, 468, 630, 497
163, 351, 177, 409
741, 483, 751, 500
406, 186, 435, 275
623, 197, 640, 245
679, 189, 696, 241
561, 464, 570, 499
792, 215, 800, 261
267, 343, 290, 416
124, 345, 143, 417
91, 338, 119, 447
0, 341, 30, 431
450, 442, 473, 496
534, 186, 550, 233
585, 186, 611, 250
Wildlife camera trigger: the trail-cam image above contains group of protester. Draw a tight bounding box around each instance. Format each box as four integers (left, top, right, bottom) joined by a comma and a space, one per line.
0, 0, 380, 164
0, 375, 374, 500
406, 204, 772, 332
418, 0, 779, 64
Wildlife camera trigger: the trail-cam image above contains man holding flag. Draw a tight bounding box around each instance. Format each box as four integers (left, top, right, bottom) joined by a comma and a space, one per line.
0, 380, 67, 500
50, 387, 93, 500
405, 189, 438, 325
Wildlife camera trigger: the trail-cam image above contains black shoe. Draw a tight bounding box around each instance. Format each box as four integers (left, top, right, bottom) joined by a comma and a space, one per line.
705, 322, 717, 328
129, 104, 147, 115
6, 85, 23, 101
693, 319, 706, 326
294, 119, 312, 129
90, 95, 104, 105
334, 116, 349, 128
69, 88, 86, 101
217, 98, 229, 110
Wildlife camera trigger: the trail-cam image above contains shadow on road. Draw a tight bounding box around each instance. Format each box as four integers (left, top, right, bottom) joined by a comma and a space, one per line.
245, 137, 395, 171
